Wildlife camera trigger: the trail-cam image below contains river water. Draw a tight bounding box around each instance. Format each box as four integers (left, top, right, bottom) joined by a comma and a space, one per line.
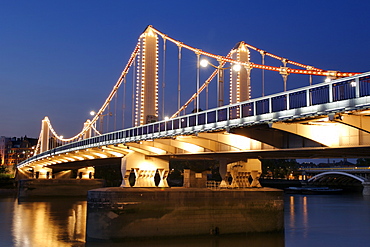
0, 193, 369, 247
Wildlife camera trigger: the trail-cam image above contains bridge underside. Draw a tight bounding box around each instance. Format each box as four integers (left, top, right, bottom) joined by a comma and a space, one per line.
150, 145, 370, 161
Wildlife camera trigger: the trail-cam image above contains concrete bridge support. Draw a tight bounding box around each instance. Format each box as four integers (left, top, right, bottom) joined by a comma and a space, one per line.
76, 167, 95, 179
220, 159, 262, 188
33, 166, 52, 179
120, 152, 169, 188
362, 182, 370, 196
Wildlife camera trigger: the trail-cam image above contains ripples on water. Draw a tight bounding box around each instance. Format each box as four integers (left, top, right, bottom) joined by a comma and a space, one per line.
0, 194, 369, 247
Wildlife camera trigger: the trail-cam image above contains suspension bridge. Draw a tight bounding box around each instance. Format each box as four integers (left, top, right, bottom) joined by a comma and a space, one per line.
17, 25, 370, 192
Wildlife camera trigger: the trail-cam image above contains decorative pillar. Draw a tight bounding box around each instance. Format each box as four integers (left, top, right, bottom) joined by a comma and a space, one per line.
120, 152, 169, 188
227, 159, 262, 188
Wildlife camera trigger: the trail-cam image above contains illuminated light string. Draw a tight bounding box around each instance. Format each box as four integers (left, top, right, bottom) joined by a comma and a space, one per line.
40, 25, 361, 148
40, 42, 141, 145
149, 25, 360, 76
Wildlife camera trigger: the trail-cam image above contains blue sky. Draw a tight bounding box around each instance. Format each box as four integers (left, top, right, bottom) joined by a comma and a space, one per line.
1, 0, 369, 141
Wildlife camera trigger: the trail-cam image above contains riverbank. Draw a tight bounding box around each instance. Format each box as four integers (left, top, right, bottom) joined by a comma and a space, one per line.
0, 177, 17, 196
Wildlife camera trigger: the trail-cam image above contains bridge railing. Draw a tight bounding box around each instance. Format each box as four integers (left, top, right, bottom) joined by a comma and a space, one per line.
18, 71, 370, 168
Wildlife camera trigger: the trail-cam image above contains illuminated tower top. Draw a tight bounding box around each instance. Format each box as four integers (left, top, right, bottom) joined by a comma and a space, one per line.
135, 26, 159, 126
229, 41, 251, 104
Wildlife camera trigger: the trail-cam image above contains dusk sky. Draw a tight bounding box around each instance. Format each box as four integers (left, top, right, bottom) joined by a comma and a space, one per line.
1, 0, 370, 140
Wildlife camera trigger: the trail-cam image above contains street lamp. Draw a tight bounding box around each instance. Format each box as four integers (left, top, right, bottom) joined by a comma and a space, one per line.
89, 111, 112, 133
200, 59, 240, 107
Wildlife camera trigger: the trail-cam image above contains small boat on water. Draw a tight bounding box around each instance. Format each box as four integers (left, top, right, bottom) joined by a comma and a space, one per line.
285, 186, 343, 195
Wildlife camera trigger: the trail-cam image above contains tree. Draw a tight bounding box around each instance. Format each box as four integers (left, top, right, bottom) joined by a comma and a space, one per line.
356, 158, 370, 167
0, 165, 8, 174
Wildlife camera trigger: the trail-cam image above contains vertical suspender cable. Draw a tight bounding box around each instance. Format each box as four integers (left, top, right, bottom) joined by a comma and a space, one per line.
206, 81, 209, 110
107, 104, 110, 132
177, 46, 182, 115
196, 53, 200, 112
162, 38, 166, 120
261, 51, 265, 97
114, 91, 117, 131
122, 77, 126, 129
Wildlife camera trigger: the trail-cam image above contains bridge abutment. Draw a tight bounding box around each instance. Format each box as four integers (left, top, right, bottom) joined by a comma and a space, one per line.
362, 182, 370, 196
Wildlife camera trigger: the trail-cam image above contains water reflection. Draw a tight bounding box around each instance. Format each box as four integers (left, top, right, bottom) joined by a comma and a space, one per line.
12, 197, 86, 247
2, 194, 370, 246
4, 196, 284, 247
288, 195, 309, 239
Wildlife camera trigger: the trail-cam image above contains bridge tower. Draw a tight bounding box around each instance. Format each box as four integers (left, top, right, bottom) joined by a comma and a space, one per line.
134, 26, 159, 126
229, 42, 251, 104
40, 117, 50, 153
83, 119, 92, 139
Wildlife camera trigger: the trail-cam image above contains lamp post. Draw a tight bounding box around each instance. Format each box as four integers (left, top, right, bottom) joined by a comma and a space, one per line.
200, 59, 240, 107
90, 111, 112, 133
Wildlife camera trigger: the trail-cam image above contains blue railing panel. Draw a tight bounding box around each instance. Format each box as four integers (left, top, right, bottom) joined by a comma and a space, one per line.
241, 102, 254, 117
180, 117, 187, 128
289, 90, 307, 109
217, 108, 227, 121
332, 80, 356, 101
360, 76, 370, 97
271, 95, 287, 112
310, 85, 329, 105
207, 111, 216, 123
229, 105, 240, 119
256, 99, 269, 114
198, 113, 206, 125
189, 115, 196, 126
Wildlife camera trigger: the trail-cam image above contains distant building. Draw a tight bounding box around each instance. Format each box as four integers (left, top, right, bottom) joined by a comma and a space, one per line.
0, 136, 38, 174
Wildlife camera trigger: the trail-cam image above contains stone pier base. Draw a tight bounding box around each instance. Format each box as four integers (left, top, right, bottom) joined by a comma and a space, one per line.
362, 182, 370, 196
18, 179, 105, 197
86, 187, 284, 241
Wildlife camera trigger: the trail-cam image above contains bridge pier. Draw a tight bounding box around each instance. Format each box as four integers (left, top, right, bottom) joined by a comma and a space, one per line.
76, 167, 95, 179
220, 159, 262, 188
33, 166, 52, 179
362, 182, 370, 196
120, 152, 169, 188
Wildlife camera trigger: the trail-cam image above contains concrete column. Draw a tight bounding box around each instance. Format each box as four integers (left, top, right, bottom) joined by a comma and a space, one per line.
157, 168, 169, 187
219, 159, 228, 188
76, 167, 95, 179
33, 166, 52, 179
362, 182, 370, 196
227, 159, 262, 188
120, 156, 131, 187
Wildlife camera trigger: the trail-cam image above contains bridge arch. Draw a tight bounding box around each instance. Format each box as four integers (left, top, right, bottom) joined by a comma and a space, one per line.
308, 171, 367, 183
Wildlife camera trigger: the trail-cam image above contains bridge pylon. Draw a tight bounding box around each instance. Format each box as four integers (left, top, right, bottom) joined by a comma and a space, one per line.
135, 25, 159, 126
230, 41, 251, 104
40, 117, 50, 153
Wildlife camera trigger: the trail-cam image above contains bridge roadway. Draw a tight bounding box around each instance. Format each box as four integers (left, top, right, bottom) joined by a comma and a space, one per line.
17, 71, 370, 192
